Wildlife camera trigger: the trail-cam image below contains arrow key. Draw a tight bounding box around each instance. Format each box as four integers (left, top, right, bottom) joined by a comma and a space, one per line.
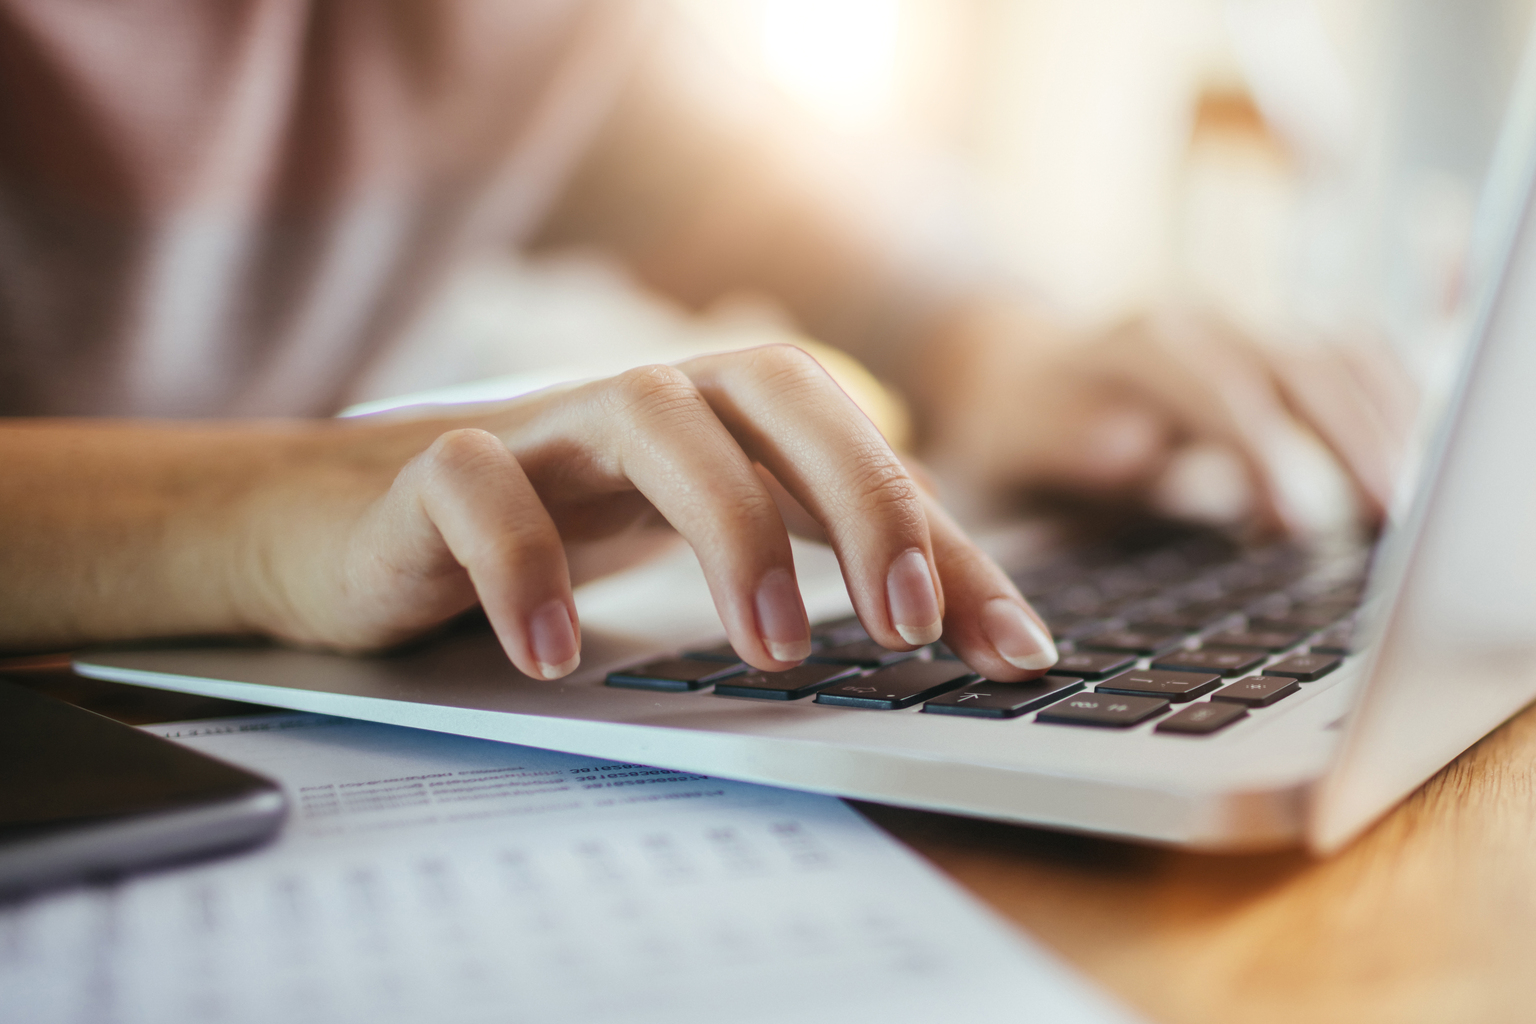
923, 675, 1084, 719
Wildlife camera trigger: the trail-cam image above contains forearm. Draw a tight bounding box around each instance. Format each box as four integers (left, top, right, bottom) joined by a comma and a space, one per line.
0, 419, 413, 652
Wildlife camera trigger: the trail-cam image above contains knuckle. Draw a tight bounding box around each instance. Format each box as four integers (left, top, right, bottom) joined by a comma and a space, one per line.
719, 477, 782, 527
421, 427, 508, 478
742, 343, 826, 392
608, 364, 704, 421
843, 446, 923, 525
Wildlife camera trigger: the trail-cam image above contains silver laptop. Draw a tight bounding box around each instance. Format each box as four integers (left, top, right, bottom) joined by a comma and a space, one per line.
75, 34, 1536, 856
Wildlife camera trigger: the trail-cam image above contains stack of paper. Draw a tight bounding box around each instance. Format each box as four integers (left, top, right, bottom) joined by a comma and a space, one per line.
0, 713, 1141, 1024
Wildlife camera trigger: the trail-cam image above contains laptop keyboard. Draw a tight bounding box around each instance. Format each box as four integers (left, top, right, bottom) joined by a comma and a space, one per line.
605, 530, 1367, 738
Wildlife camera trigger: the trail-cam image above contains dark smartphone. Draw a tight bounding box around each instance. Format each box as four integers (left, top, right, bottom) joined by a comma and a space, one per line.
0, 679, 287, 897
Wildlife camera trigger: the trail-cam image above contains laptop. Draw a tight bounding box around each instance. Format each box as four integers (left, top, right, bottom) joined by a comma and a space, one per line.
75, 33, 1536, 856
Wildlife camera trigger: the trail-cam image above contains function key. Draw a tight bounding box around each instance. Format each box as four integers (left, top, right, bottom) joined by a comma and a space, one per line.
1211, 676, 1300, 707
1096, 669, 1221, 703
814, 661, 976, 710
1077, 628, 1185, 656
922, 675, 1084, 719
1155, 701, 1248, 736
714, 664, 860, 701
1150, 648, 1265, 677
606, 658, 746, 693
1202, 627, 1306, 653
679, 641, 743, 663
1036, 693, 1169, 728
808, 639, 916, 668
1262, 653, 1342, 682
1048, 650, 1136, 680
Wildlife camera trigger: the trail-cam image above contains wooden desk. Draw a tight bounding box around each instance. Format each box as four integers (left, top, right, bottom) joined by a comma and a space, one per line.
861, 706, 1536, 1024
10, 667, 1531, 1024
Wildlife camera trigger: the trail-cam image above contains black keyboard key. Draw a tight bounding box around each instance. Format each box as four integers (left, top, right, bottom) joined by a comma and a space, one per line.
714, 663, 860, 700
1310, 624, 1356, 655
1036, 693, 1169, 728
811, 615, 869, 646
807, 639, 916, 668
1173, 599, 1246, 624
1249, 602, 1352, 630
1155, 701, 1248, 735
1096, 669, 1221, 703
606, 658, 746, 693
929, 641, 962, 660
1042, 614, 1107, 641
922, 675, 1084, 719
1048, 651, 1136, 680
1211, 676, 1300, 707
1262, 653, 1342, 682
1078, 628, 1185, 656
1095, 568, 1158, 601
1202, 627, 1306, 652
679, 641, 744, 663
1150, 648, 1266, 677
814, 661, 975, 710
1216, 563, 1269, 590
1044, 584, 1107, 616
1175, 576, 1226, 601
1224, 586, 1290, 607
1129, 610, 1219, 632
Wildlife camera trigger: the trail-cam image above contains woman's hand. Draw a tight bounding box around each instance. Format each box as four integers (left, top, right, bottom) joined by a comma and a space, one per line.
917, 302, 1417, 532
238, 345, 1057, 682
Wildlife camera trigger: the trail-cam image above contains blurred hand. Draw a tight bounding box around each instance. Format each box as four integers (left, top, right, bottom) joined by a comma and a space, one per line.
919, 302, 1417, 532
250, 345, 1057, 682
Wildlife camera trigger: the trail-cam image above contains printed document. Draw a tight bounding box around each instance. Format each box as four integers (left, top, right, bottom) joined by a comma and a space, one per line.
0, 713, 1141, 1024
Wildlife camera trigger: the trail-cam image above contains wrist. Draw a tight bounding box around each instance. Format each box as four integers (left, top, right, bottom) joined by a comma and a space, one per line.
217, 419, 430, 647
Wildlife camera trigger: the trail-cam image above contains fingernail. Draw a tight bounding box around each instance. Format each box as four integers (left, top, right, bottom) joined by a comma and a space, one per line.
529, 599, 580, 679
886, 548, 942, 646
754, 567, 812, 662
981, 597, 1058, 670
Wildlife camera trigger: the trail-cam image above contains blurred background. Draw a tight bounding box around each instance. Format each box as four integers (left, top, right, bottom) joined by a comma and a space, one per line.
359, 0, 1534, 463
676, 0, 1531, 373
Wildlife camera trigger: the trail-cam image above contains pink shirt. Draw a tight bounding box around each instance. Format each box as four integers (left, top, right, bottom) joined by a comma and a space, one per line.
0, 0, 648, 416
